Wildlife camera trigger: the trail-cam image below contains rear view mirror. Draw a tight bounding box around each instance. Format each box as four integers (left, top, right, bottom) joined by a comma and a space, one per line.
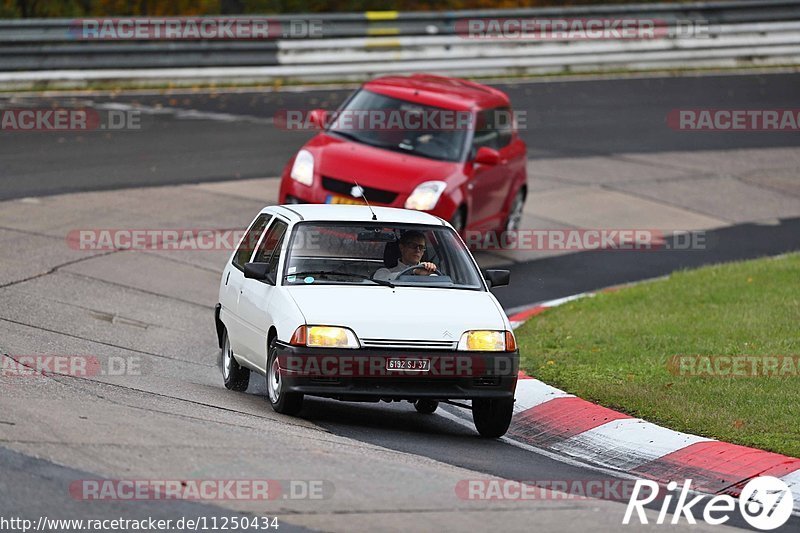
474, 146, 500, 165
358, 230, 397, 242
309, 109, 328, 130
483, 269, 510, 288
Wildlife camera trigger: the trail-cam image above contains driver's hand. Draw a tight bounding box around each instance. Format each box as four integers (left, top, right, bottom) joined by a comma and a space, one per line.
414, 262, 437, 276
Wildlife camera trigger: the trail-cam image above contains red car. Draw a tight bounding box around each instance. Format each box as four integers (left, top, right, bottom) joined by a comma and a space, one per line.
278, 74, 527, 234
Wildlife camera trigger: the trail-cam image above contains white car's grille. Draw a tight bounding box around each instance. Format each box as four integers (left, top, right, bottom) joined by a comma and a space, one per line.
360, 338, 458, 351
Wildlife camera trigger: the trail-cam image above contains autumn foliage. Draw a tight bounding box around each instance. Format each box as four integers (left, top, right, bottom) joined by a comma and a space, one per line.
2, 0, 686, 18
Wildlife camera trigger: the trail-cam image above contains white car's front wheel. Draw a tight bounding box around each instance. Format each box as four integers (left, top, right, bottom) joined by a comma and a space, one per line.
472, 397, 514, 438
266, 338, 303, 415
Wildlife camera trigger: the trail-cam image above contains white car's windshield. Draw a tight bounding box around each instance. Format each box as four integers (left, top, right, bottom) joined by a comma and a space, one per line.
327, 89, 470, 162
283, 222, 484, 290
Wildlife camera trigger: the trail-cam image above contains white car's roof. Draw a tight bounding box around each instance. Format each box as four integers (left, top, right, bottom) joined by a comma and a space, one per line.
266, 204, 447, 226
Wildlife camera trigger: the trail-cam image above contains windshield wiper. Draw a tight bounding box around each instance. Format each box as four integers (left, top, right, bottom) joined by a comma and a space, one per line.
329, 129, 362, 143
285, 271, 394, 288
330, 130, 399, 151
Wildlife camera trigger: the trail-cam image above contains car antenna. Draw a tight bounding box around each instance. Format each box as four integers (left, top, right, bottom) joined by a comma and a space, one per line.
354, 179, 377, 220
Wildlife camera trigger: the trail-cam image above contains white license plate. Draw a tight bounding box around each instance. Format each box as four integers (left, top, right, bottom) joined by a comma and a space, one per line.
386, 359, 431, 372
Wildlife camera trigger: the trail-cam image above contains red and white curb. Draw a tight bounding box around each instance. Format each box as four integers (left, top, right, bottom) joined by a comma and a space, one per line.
507, 289, 800, 513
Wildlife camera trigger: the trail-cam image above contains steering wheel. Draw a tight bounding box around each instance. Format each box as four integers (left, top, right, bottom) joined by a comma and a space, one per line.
394, 263, 445, 277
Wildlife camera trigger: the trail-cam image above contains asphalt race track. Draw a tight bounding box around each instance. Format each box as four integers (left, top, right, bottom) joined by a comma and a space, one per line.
1, 71, 799, 310
1, 72, 800, 200
1, 72, 799, 531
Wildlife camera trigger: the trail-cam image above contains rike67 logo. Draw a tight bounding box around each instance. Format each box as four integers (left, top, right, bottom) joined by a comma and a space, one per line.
623, 476, 794, 530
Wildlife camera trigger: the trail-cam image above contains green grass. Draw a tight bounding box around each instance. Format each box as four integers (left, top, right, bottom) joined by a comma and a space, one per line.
516, 253, 800, 457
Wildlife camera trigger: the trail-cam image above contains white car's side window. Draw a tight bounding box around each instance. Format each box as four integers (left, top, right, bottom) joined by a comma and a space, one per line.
253, 219, 288, 268
232, 213, 272, 270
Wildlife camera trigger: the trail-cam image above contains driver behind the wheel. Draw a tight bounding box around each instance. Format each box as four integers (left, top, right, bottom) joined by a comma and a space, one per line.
374, 230, 437, 280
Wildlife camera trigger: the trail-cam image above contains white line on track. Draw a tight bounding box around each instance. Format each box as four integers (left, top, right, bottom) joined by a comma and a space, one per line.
436, 406, 800, 518
513, 378, 574, 414
436, 404, 642, 483
91, 101, 275, 125
551, 418, 712, 472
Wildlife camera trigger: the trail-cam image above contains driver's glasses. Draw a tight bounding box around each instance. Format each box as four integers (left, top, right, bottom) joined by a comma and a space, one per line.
405, 243, 426, 251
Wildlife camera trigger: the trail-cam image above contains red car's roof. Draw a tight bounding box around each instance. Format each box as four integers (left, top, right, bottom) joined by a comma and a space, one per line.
363, 74, 510, 111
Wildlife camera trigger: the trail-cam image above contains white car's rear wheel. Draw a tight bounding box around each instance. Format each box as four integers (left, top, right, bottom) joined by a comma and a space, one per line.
413, 399, 439, 414
222, 330, 250, 391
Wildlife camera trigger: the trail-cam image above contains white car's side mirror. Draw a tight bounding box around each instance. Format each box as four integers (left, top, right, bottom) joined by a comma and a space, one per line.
244, 262, 275, 285
483, 269, 510, 288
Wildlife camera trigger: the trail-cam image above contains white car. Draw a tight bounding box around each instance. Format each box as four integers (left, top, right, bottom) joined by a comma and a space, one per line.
214, 204, 519, 437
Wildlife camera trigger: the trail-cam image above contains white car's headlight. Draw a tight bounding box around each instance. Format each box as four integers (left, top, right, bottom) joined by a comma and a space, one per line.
290, 149, 314, 186
405, 181, 447, 211
457, 330, 516, 352
290, 325, 360, 349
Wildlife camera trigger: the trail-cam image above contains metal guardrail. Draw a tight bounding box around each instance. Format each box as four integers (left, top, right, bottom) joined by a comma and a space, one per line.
0, 0, 799, 85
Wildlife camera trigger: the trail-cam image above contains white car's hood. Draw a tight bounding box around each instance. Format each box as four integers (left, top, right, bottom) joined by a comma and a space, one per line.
285, 285, 508, 343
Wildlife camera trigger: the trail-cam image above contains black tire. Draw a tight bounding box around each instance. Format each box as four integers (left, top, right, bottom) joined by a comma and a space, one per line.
413, 399, 439, 414
266, 338, 303, 415
504, 189, 525, 233
472, 397, 514, 438
450, 208, 465, 234
222, 330, 250, 392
